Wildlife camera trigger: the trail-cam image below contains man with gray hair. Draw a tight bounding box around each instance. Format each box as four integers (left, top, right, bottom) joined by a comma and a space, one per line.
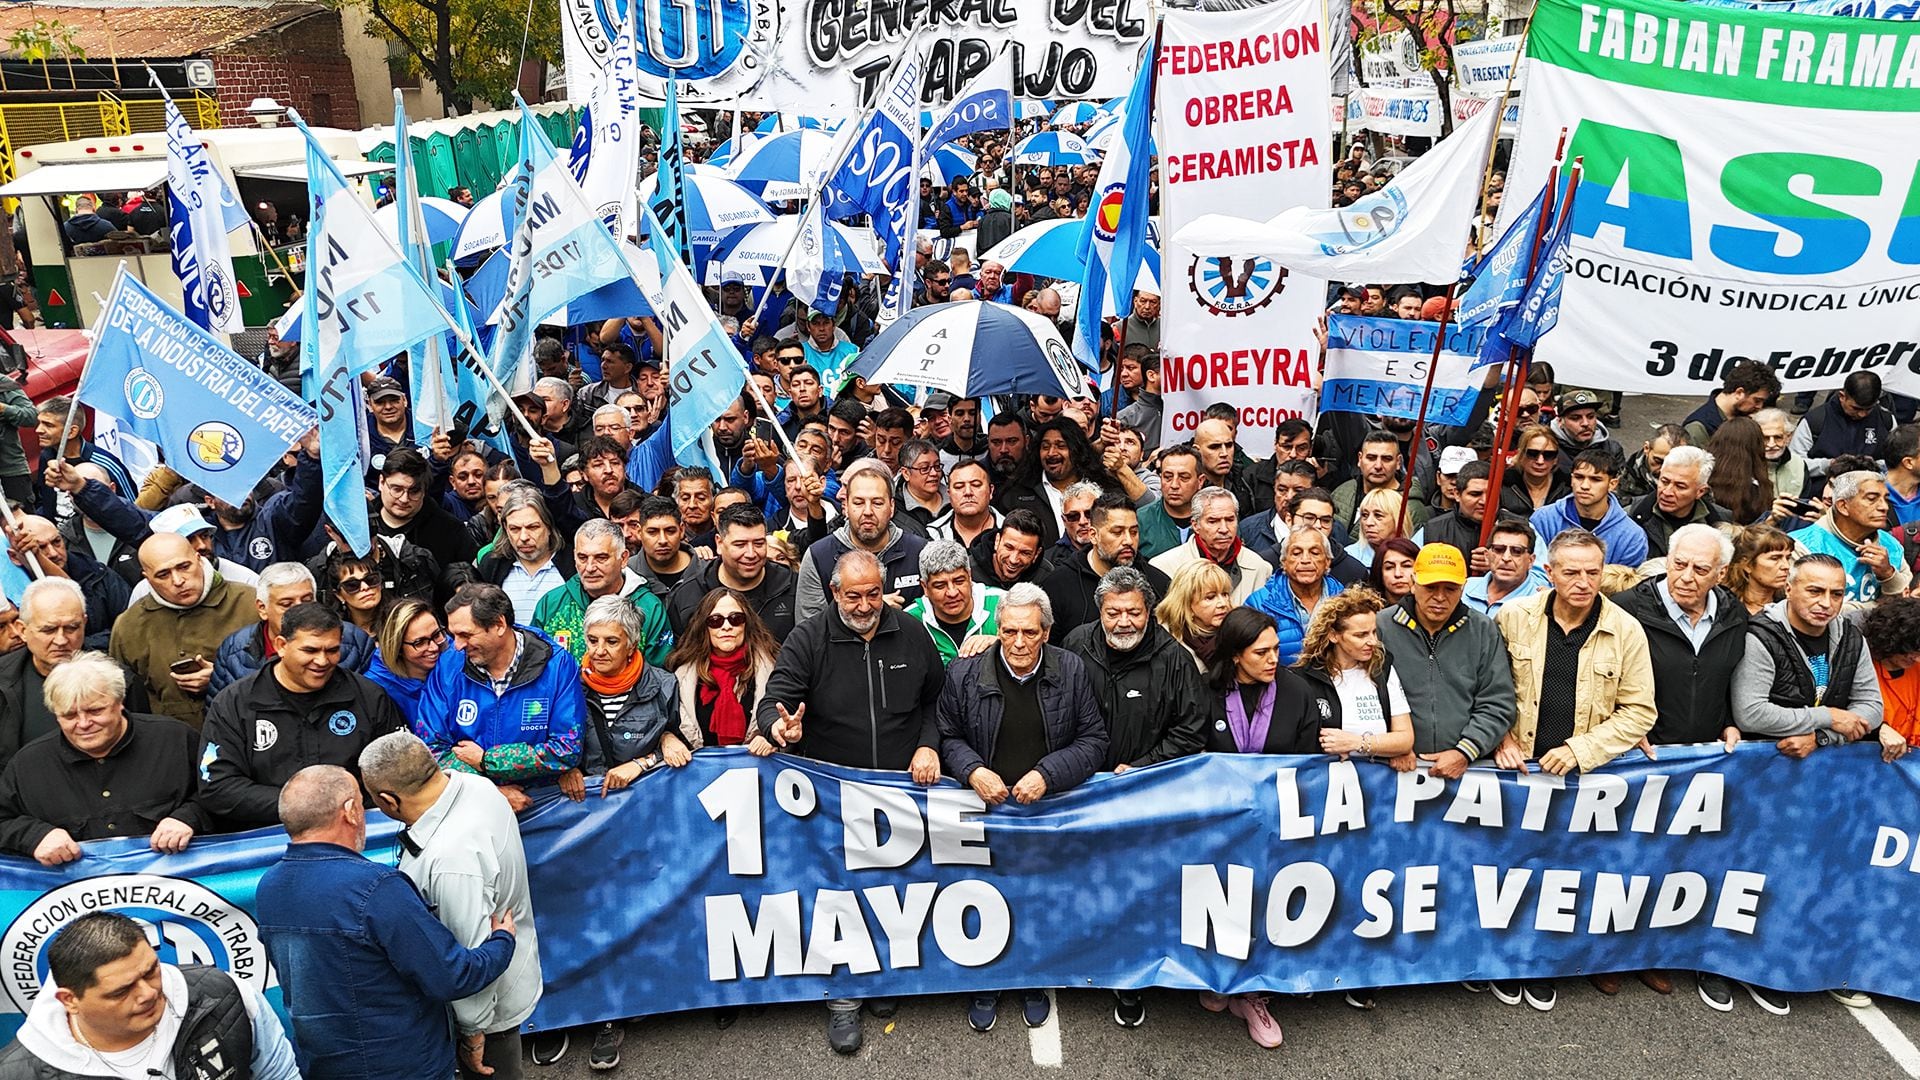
1613, 522, 1750, 756
534, 518, 673, 664
210, 562, 374, 696
257, 764, 518, 1080
1796, 468, 1911, 607
904, 539, 1003, 665
1149, 486, 1272, 604
0, 577, 149, 775
0, 650, 204, 864
1628, 444, 1731, 559
362, 731, 542, 1079
936, 580, 1106, 1033
756, 547, 946, 1054
534, 375, 584, 449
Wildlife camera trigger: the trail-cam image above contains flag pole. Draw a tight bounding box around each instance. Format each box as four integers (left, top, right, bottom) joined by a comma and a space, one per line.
1396, 281, 1457, 536
1477, 149, 1571, 553
0, 497, 45, 580
59, 263, 126, 464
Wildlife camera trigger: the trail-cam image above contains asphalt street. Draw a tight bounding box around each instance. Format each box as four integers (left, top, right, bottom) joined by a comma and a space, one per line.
535, 388, 1892, 1080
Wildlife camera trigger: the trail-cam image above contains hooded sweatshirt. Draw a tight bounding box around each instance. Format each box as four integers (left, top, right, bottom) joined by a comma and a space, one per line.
1530, 495, 1649, 568
1549, 415, 1625, 471
10, 964, 300, 1079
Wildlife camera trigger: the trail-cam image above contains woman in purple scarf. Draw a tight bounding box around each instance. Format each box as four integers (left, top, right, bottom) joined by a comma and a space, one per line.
1192, 605, 1322, 1050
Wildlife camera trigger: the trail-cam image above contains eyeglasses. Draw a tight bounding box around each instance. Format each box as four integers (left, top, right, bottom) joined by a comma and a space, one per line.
1487, 544, 1530, 557
1063, 510, 1090, 522
929, 277, 951, 287
1292, 512, 1334, 528
1517, 405, 1541, 418
908, 463, 943, 476
403, 629, 448, 651
1522, 448, 1558, 461
706, 612, 749, 629
336, 576, 378, 594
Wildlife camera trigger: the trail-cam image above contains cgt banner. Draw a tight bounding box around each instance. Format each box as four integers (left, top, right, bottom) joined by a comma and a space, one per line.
559, 0, 1149, 112
1157, 0, 1331, 455
1506, 0, 1920, 397
4, 745, 1920, 1041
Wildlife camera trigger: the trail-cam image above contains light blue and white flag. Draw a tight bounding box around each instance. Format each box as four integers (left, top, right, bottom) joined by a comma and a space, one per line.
570, 0, 640, 239
393, 92, 458, 444
825, 35, 930, 323
636, 203, 748, 472
1073, 36, 1156, 371
651, 73, 690, 262
486, 98, 634, 398
1174, 104, 1496, 286
926, 47, 1013, 152
295, 108, 451, 556
163, 90, 245, 332
1321, 315, 1488, 427
83, 268, 316, 507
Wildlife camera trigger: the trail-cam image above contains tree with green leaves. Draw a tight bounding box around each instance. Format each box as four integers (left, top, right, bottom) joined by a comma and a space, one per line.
6, 19, 87, 92
327, 0, 559, 115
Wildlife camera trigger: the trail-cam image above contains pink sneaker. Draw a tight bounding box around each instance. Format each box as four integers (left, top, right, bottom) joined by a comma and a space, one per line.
1198, 991, 1230, 1013
1228, 993, 1283, 1049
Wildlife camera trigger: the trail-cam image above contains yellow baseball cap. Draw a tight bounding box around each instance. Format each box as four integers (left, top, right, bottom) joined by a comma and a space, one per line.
1412, 543, 1468, 586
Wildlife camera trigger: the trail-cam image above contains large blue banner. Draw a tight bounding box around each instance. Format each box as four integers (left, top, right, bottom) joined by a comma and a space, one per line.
0, 745, 1915, 1041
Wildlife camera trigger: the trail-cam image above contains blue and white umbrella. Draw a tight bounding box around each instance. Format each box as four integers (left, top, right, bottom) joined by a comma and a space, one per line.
755, 114, 835, 134
1013, 130, 1098, 165
732, 128, 844, 200
636, 171, 772, 244
705, 133, 763, 168
1015, 99, 1055, 121
373, 196, 468, 246
1051, 101, 1102, 127
852, 301, 1092, 398
979, 218, 1161, 291
451, 187, 510, 261
712, 213, 885, 277
922, 144, 978, 186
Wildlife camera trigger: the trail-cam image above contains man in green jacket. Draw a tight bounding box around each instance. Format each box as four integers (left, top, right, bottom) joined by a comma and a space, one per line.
1376, 543, 1516, 773
108, 533, 256, 729
904, 541, 1002, 665
1136, 445, 1204, 561
533, 520, 672, 664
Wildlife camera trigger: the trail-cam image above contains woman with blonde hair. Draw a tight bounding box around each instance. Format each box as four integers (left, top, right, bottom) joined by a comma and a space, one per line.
1154, 560, 1234, 668
366, 598, 447, 727
1346, 488, 1407, 566
1500, 423, 1571, 515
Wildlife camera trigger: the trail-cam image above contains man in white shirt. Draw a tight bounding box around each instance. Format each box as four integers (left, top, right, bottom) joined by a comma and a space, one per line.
360, 731, 542, 1079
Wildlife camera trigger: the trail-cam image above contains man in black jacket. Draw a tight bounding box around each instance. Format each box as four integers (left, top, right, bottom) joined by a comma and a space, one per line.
0, 652, 204, 864
0, 579, 148, 777
199, 603, 406, 831
1419, 461, 1493, 570
1040, 494, 1170, 644
755, 549, 945, 1056
969, 510, 1052, 589
666, 504, 796, 640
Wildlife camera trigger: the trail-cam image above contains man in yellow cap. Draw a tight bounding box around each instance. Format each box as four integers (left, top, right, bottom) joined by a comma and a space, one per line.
1376, 542, 1516, 781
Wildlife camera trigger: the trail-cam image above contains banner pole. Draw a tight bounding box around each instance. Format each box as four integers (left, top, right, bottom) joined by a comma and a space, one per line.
1396, 280, 1456, 537
59, 264, 125, 466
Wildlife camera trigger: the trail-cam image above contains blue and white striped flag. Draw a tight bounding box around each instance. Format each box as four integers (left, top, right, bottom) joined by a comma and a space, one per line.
636, 203, 747, 473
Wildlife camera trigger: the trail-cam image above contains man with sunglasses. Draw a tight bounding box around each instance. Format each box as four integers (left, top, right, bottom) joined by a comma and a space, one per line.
1465, 518, 1551, 615
200, 603, 407, 832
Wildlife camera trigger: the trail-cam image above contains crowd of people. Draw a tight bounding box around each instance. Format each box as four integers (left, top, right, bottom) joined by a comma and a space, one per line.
1, 115, 1918, 1077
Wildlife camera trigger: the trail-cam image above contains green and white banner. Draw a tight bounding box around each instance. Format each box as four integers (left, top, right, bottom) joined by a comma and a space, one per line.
1506, 0, 1920, 394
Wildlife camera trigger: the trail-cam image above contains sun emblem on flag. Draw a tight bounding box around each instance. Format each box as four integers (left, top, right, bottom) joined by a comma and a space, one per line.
1093, 184, 1126, 244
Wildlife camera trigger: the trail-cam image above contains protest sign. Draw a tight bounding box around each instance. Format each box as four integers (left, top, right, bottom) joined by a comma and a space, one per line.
1506, 0, 1920, 395
1322, 315, 1487, 425
560, 0, 1149, 111
1157, 0, 1331, 453
1453, 36, 1528, 94
3, 745, 1917, 1043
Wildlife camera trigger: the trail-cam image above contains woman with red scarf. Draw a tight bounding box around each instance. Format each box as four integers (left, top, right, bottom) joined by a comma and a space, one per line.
664, 588, 778, 751
557, 595, 693, 803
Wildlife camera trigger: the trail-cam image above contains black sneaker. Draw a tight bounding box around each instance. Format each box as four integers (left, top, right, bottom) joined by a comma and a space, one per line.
968, 992, 999, 1033
588, 1023, 623, 1070
865, 997, 899, 1019
712, 1006, 737, 1029
1697, 972, 1734, 1012
1524, 980, 1557, 1012
1746, 983, 1791, 1015
1490, 982, 1524, 1005
529, 1030, 570, 1066
1112, 990, 1146, 1028
827, 1006, 862, 1054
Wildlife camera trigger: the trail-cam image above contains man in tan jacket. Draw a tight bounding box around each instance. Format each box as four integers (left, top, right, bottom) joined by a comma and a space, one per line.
108, 533, 255, 729
1493, 527, 1658, 778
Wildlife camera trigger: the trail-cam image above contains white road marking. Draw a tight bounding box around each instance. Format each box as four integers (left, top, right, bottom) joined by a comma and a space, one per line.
1028, 989, 1062, 1068
1851, 1003, 1920, 1078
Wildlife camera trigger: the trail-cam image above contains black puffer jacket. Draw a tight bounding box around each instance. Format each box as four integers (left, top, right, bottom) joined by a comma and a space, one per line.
755, 605, 946, 771
1062, 620, 1208, 770
1611, 577, 1749, 745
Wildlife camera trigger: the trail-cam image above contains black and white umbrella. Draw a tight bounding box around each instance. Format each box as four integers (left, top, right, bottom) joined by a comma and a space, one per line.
850, 302, 1092, 399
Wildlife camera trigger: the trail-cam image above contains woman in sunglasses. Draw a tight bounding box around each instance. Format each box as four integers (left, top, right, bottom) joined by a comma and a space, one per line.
664, 588, 778, 751
1499, 424, 1573, 517
326, 551, 393, 640
367, 598, 448, 727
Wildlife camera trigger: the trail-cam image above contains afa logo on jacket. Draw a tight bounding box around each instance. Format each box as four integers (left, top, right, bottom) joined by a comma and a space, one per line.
0, 874, 273, 1014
